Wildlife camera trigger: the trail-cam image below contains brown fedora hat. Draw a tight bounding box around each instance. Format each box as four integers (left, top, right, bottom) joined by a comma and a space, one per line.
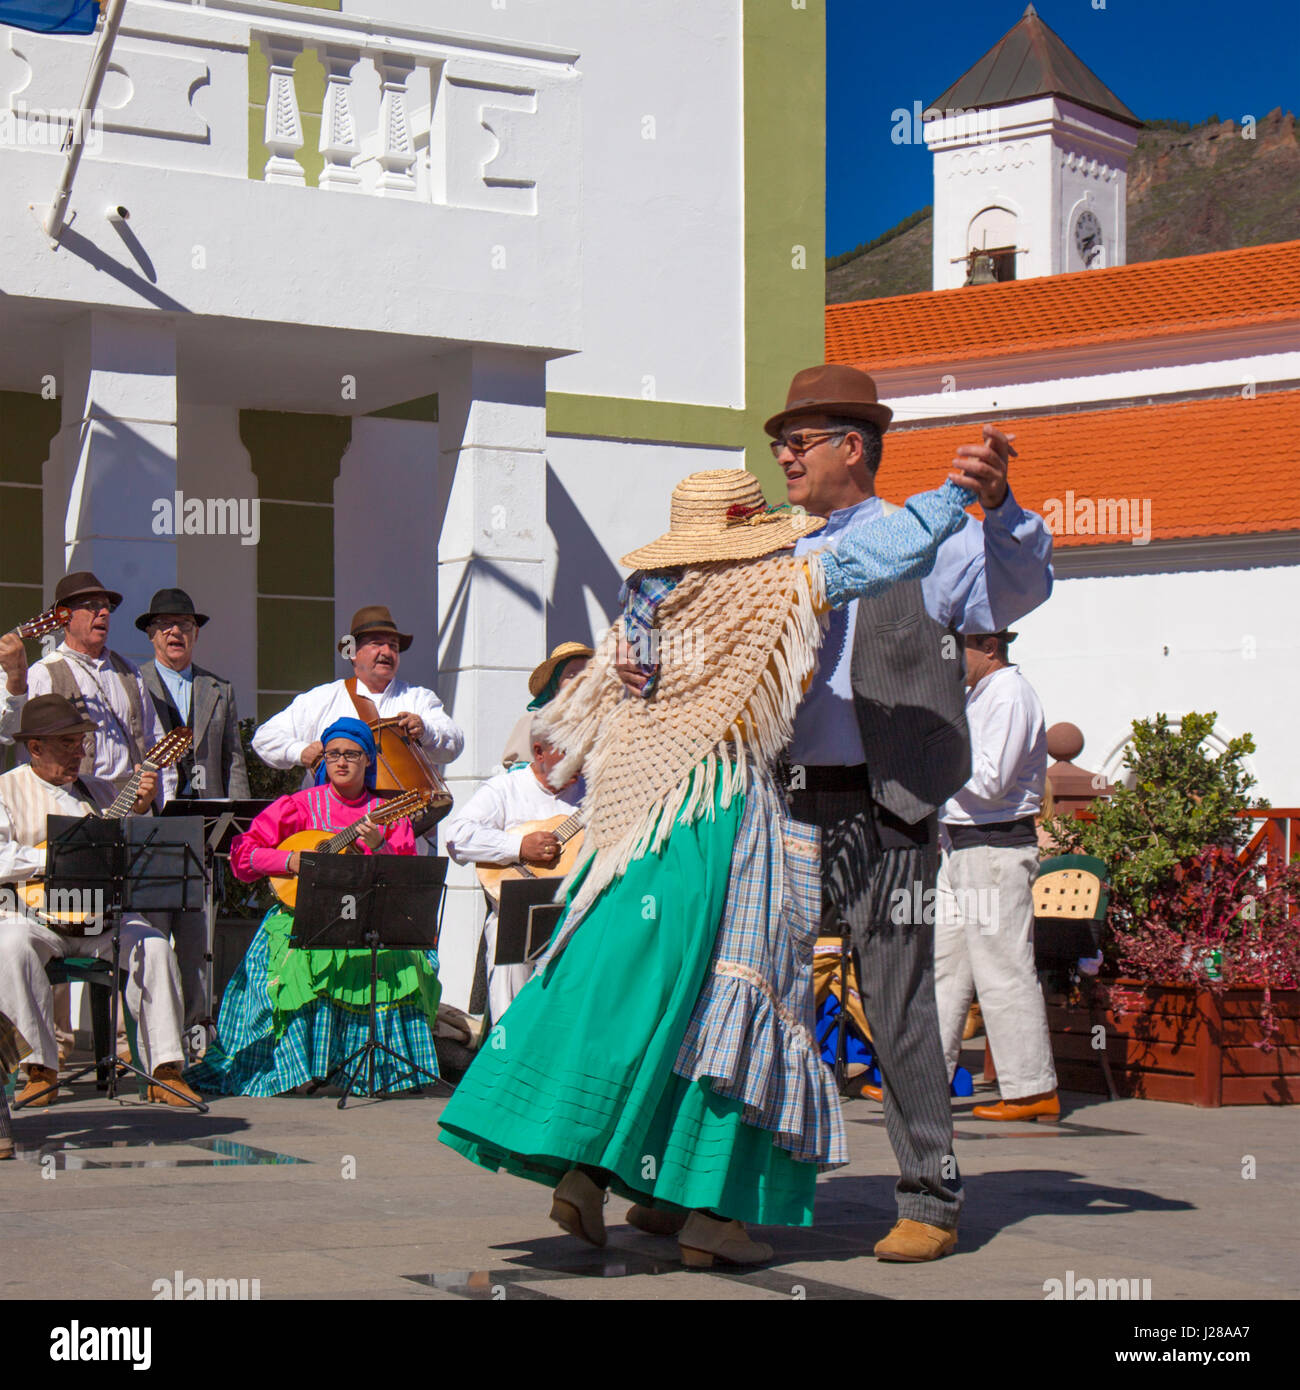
338, 605, 412, 654
53, 570, 123, 610
763, 364, 893, 438
12, 693, 97, 743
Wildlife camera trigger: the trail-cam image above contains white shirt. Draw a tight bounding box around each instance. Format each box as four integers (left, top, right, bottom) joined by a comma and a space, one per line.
0, 677, 21, 742
940, 665, 1047, 826
0, 766, 113, 886
444, 765, 584, 867
20, 644, 177, 803
252, 675, 464, 770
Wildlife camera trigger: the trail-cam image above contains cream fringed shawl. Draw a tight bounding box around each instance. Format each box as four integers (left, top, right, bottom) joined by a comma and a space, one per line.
538, 552, 827, 921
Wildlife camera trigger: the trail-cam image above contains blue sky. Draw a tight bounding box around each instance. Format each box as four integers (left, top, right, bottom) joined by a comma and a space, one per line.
827, 0, 1300, 256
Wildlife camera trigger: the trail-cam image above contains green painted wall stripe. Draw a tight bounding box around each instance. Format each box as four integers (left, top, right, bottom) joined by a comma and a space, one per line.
546, 394, 747, 448
367, 393, 440, 424
742, 0, 826, 500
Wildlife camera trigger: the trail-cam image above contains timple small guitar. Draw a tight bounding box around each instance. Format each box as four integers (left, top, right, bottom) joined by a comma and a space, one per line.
475, 811, 585, 903
20, 726, 193, 930
268, 788, 434, 911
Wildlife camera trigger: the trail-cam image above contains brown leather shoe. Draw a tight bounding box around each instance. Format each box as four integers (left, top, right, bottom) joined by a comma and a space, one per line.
859, 1083, 883, 1102
626, 1204, 688, 1236
874, 1219, 958, 1262
147, 1064, 203, 1107
962, 1002, 984, 1040
971, 1090, 1060, 1122
550, 1169, 607, 1247
16, 1065, 59, 1108
678, 1212, 773, 1268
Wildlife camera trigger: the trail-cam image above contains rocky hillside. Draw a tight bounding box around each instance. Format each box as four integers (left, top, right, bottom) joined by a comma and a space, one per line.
827, 109, 1300, 304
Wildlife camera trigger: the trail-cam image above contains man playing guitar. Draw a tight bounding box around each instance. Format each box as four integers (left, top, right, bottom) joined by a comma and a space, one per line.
443, 727, 584, 1026
0, 695, 197, 1108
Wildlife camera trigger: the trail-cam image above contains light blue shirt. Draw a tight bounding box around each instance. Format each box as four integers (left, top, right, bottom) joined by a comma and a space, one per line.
155, 662, 193, 725
789, 489, 1054, 766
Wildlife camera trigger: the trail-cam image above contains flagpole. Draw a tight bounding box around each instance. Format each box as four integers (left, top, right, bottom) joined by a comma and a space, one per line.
42, 0, 127, 241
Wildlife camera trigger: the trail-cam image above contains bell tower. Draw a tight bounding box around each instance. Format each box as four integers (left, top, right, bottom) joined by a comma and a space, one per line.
924, 5, 1141, 290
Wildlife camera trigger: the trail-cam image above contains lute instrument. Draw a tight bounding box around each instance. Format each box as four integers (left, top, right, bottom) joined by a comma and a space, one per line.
475, 810, 585, 903
268, 787, 433, 911
20, 726, 193, 930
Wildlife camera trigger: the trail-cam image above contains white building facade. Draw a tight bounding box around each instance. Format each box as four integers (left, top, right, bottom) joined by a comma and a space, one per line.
0, 0, 828, 1008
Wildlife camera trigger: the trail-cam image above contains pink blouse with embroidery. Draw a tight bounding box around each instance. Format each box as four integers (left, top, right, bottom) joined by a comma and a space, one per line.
230, 783, 416, 882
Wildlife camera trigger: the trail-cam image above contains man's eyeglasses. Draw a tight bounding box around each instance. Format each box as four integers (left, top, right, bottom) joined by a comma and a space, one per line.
769, 428, 854, 460
322, 750, 367, 765
69, 597, 115, 613
151, 618, 197, 635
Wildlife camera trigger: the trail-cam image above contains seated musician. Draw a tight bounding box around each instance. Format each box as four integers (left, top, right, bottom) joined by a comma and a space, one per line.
251, 606, 462, 800
190, 718, 441, 1096
0, 695, 198, 1107
444, 725, 584, 1025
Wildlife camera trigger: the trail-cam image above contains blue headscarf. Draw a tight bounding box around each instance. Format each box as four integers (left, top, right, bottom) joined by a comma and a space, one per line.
314, 716, 378, 791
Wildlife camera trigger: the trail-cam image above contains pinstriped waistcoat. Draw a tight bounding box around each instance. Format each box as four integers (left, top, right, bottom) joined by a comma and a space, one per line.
849, 579, 971, 825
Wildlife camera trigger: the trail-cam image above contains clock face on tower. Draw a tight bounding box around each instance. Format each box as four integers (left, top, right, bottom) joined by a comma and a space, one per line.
1074, 209, 1103, 267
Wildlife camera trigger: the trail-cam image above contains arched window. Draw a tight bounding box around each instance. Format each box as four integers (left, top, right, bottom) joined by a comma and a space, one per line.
967, 206, 1019, 281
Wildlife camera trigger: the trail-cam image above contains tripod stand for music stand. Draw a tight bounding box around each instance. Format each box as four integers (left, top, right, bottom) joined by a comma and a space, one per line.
292, 852, 451, 1108
20, 814, 209, 1113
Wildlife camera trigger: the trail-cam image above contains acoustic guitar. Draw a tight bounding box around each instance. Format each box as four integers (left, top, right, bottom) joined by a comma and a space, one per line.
475, 810, 585, 903
20, 726, 193, 930
267, 787, 433, 911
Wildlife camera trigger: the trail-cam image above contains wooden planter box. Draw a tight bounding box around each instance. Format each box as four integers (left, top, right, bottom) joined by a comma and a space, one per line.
1047, 980, 1300, 1106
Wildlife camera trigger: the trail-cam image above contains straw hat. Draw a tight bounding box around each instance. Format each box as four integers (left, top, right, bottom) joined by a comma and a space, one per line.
528, 641, 594, 697
620, 470, 817, 569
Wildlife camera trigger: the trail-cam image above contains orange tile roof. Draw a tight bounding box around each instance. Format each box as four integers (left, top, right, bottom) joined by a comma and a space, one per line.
825, 241, 1300, 371
877, 390, 1300, 546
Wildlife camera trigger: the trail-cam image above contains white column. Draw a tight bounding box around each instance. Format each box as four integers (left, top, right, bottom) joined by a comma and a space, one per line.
46, 314, 179, 667
434, 346, 548, 1010
263, 36, 306, 186
375, 53, 418, 198
317, 44, 362, 193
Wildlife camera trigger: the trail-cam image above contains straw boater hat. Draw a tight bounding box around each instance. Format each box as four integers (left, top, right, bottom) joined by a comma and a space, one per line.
529, 641, 594, 698
338, 605, 412, 654
763, 363, 894, 438
12, 694, 97, 743
620, 470, 815, 569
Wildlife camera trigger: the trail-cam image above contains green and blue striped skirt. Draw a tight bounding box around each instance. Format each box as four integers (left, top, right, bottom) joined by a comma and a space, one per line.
189, 908, 441, 1097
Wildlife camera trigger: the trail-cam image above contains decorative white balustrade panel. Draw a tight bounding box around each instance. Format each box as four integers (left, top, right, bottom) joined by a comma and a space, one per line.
0, 0, 578, 212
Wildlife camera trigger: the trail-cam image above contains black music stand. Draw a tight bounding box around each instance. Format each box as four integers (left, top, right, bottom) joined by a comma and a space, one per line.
495, 877, 564, 968
161, 799, 270, 1040
20, 814, 209, 1113
291, 853, 450, 1107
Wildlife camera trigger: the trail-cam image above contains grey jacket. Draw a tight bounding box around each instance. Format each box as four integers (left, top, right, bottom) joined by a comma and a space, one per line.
140, 659, 250, 801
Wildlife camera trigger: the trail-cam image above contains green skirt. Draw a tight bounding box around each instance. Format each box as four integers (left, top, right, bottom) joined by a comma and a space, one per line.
437, 785, 819, 1227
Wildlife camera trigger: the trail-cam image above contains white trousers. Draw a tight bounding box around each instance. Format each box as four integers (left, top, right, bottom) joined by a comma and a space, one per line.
934, 843, 1057, 1100
482, 908, 534, 1026
0, 911, 185, 1074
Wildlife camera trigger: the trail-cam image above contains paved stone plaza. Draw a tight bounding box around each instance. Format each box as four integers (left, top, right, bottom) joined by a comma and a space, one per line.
3, 1064, 1296, 1303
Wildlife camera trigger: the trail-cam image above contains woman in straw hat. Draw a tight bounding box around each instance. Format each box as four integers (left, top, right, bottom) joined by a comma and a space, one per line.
438, 467, 975, 1266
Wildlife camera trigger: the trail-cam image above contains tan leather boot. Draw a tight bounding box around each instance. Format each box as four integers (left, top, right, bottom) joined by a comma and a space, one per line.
15, 1065, 59, 1108
147, 1064, 203, 1107
874, 1219, 958, 1262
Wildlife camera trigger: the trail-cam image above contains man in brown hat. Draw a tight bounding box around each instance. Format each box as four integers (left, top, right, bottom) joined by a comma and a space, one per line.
0, 695, 197, 1107
772, 364, 1053, 1260
252, 604, 462, 787
16, 572, 176, 806
499, 642, 593, 770
613, 365, 1055, 1261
